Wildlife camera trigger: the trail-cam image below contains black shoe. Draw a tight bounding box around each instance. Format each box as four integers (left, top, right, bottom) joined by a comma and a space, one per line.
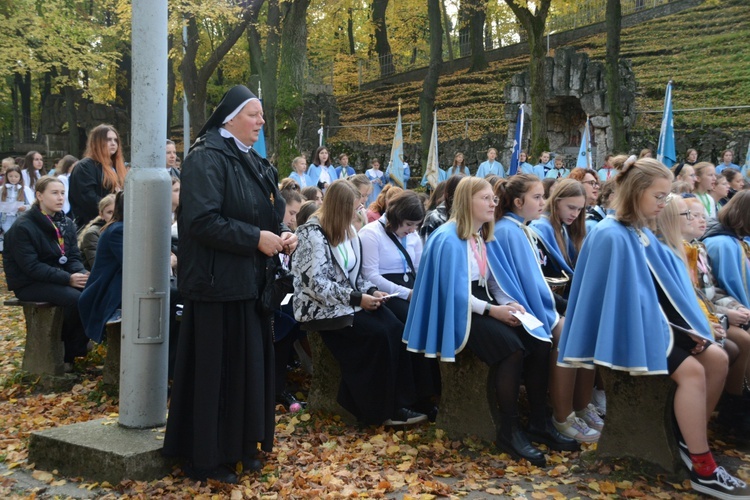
527, 420, 580, 452
496, 430, 546, 467
241, 456, 263, 473
383, 408, 428, 426
184, 465, 238, 484
690, 466, 750, 499
276, 391, 307, 411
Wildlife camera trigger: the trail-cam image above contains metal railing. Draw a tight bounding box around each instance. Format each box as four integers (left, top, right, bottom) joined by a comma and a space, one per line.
327, 117, 506, 143
355, 0, 678, 86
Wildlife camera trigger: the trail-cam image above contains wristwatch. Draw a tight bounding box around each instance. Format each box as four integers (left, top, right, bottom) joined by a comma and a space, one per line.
484, 303, 492, 316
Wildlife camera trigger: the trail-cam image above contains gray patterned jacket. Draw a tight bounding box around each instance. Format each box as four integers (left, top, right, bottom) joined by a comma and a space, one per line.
292, 217, 377, 330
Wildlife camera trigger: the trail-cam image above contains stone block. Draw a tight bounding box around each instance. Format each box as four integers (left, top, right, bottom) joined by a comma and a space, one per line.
103, 323, 121, 387
4, 300, 66, 378
597, 369, 682, 474
583, 61, 604, 93
28, 419, 174, 484
307, 332, 357, 423
436, 350, 497, 443
591, 115, 610, 129
569, 52, 589, 95
553, 48, 573, 93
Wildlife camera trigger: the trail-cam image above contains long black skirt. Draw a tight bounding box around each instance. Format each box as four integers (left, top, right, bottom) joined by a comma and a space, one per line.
163, 299, 275, 469
320, 307, 416, 425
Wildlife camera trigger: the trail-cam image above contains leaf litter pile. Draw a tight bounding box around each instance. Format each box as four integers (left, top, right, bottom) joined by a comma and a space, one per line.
0, 284, 748, 499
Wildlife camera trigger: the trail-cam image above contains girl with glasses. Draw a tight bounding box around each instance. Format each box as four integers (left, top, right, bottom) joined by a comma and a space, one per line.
559, 158, 747, 499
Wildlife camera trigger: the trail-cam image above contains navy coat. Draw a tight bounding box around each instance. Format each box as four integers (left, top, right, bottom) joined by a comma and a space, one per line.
79, 222, 123, 342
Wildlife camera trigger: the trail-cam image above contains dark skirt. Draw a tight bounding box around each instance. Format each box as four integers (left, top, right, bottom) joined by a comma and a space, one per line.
320, 307, 416, 425
163, 299, 275, 469
465, 282, 533, 366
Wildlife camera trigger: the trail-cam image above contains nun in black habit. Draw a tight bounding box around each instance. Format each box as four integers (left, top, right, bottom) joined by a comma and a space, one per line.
163, 85, 297, 483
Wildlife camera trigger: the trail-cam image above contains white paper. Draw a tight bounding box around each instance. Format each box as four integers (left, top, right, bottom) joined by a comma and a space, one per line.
380, 292, 400, 299
281, 293, 293, 306
512, 310, 544, 330
0, 201, 23, 215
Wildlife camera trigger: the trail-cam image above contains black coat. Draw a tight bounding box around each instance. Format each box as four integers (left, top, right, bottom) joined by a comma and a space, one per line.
69, 158, 115, 228
177, 128, 288, 301
3, 205, 85, 291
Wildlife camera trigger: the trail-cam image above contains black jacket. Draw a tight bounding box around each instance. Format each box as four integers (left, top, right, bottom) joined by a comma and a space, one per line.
3, 205, 85, 291
69, 157, 116, 228
177, 128, 288, 301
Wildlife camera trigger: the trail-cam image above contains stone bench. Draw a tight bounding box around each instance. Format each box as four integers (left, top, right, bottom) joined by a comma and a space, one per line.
307, 332, 357, 423
597, 369, 682, 473
102, 322, 121, 387
4, 299, 66, 377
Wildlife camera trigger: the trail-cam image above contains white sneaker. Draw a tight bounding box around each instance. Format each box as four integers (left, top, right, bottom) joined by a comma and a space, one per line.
576, 404, 605, 431
553, 411, 600, 443
591, 387, 607, 417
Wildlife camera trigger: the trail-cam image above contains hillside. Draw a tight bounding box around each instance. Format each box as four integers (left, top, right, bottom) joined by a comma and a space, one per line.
331, 0, 750, 148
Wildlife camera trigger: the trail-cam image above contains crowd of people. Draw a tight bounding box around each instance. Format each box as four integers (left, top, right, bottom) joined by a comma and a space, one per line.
2, 86, 750, 497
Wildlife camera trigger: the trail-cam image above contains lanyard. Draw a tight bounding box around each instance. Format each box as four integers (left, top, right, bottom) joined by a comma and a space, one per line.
697, 192, 713, 215
42, 211, 67, 263
337, 241, 349, 270
397, 236, 410, 275
469, 235, 488, 286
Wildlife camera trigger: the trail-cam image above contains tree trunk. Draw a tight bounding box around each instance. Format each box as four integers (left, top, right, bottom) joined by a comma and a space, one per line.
485, 13, 493, 50
180, 2, 261, 138
248, 0, 282, 162
347, 8, 356, 56
420, 0, 443, 165
605, 0, 627, 153
15, 71, 33, 143
504, 0, 551, 157
37, 71, 53, 142
116, 48, 132, 116
468, 0, 488, 72
61, 68, 80, 156
371, 0, 394, 77
277, 0, 310, 170
458, 0, 470, 57
440, 0, 454, 63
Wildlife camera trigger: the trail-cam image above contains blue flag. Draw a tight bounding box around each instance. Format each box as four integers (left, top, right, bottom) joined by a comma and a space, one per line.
252, 99, 267, 159
388, 108, 405, 188
509, 104, 525, 176
576, 116, 592, 168
656, 81, 676, 168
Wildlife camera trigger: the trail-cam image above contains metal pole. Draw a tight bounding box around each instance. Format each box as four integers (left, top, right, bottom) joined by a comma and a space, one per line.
121, 0, 171, 429
182, 24, 190, 156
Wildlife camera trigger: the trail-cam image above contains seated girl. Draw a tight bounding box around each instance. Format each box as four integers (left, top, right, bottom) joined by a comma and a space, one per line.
529, 179, 587, 299
493, 175, 601, 445
659, 195, 750, 435
78, 194, 116, 271
292, 180, 427, 426
404, 177, 558, 465
2, 176, 89, 368
558, 158, 747, 499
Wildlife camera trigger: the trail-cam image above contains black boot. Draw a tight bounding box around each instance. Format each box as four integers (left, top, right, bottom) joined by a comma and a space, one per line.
496, 421, 546, 467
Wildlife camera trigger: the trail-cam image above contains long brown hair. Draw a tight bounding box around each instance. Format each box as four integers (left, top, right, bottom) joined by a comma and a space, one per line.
83, 124, 126, 191
317, 180, 358, 246
545, 179, 587, 265
2, 165, 26, 202
23, 151, 46, 189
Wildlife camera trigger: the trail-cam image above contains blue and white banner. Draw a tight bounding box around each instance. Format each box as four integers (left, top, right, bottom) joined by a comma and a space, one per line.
424, 110, 440, 189
656, 81, 676, 167
576, 115, 592, 168
388, 108, 406, 188
509, 104, 525, 176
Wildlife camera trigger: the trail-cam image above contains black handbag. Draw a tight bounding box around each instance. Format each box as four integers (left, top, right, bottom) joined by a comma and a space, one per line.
261, 256, 294, 313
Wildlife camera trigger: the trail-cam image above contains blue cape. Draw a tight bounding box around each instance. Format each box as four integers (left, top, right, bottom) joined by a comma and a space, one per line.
703, 235, 750, 308
402, 221, 550, 361
558, 217, 713, 375
489, 215, 559, 337
529, 216, 575, 275
307, 164, 338, 186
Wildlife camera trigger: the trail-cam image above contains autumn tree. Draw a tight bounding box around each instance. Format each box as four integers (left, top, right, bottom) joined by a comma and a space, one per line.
503, 0, 551, 156
420, 0, 442, 164
605, 0, 627, 153
467, 0, 488, 72
179, 0, 263, 137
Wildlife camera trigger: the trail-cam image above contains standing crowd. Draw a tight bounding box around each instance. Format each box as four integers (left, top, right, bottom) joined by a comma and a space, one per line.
2, 85, 750, 499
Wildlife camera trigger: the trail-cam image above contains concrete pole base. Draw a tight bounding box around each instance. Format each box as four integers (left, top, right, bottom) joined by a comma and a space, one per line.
28, 419, 175, 484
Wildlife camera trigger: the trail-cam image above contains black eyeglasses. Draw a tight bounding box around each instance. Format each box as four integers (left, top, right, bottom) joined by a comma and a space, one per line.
581, 180, 600, 188
679, 210, 693, 220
